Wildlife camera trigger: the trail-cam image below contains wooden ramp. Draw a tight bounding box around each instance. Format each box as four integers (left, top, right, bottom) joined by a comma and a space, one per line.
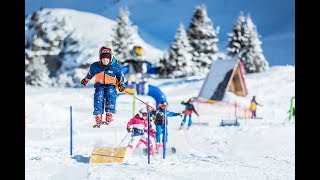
89, 147, 127, 163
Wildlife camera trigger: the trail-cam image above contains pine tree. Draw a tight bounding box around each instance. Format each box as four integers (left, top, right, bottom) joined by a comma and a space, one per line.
25, 9, 73, 87
187, 5, 220, 75
240, 16, 269, 73
111, 8, 136, 64
25, 57, 53, 87
226, 13, 247, 57
156, 53, 175, 78
167, 23, 194, 77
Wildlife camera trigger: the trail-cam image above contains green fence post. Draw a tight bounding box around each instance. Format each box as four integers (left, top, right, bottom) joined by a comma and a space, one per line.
289, 97, 295, 121
132, 90, 137, 116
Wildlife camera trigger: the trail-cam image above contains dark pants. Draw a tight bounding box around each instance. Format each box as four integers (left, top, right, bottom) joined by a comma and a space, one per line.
251, 110, 256, 118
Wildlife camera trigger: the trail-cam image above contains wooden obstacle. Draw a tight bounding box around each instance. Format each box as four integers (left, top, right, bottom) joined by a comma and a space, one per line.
89, 147, 128, 163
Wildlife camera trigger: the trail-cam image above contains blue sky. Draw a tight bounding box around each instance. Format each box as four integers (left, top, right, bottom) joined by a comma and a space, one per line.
26, 0, 295, 66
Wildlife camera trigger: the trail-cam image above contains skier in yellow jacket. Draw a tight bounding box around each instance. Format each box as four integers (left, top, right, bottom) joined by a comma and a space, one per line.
249, 96, 263, 119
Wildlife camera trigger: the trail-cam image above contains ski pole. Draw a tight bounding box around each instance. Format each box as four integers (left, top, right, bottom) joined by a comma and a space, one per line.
124, 89, 157, 111
118, 132, 130, 147
147, 105, 150, 164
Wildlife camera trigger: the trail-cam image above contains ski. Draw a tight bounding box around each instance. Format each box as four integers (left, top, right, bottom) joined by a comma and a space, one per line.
143, 147, 176, 155
93, 124, 101, 128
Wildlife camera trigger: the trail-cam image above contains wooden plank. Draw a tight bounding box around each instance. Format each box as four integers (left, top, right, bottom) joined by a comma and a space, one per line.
89, 147, 127, 163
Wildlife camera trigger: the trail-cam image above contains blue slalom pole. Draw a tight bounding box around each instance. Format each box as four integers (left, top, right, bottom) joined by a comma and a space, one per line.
147, 105, 150, 164
70, 106, 73, 156
163, 107, 167, 159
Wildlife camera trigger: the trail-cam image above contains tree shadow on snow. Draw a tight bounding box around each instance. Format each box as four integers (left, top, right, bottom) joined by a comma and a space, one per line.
71, 155, 90, 164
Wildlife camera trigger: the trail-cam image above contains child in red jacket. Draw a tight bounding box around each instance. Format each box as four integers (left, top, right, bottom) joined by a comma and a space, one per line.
126, 108, 155, 155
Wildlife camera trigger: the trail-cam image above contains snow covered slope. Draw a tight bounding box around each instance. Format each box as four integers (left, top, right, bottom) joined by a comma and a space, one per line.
25, 65, 295, 179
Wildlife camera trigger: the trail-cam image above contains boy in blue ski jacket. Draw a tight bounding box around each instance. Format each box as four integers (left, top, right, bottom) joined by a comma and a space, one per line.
152, 101, 182, 150
81, 46, 126, 128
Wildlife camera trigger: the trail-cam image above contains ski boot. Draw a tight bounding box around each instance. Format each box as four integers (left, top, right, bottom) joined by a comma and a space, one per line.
93, 114, 102, 128
93, 123, 101, 128
155, 143, 163, 153
103, 113, 113, 125
150, 145, 155, 156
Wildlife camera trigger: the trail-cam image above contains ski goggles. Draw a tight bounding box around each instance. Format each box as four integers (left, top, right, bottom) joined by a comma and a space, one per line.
100, 53, 111, 59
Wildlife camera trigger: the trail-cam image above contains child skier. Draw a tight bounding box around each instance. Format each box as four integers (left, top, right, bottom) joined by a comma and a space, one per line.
179, 98, 199, 130
153, 101, 182, 151
126, 107, 155, 155
81, 46, 126, 128
249, 96, 263, 119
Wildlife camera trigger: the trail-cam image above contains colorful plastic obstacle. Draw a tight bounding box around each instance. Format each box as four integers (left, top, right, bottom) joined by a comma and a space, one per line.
89, 146, 128, 163
220, 119, 240, 126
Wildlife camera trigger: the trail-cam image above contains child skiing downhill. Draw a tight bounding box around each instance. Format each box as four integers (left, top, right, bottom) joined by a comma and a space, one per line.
81, 46, 126, 128
249, 96, 263, 119
126, 108, 156, 156
153, 101, 182, 151
179, 98, 199, 130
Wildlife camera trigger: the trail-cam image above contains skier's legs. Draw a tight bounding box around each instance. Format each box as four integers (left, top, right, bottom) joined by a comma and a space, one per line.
136, 139, 144, 148
187, 114, 192, 127
155, 125, 163, 143
140, 133, 155, 153
180, 114, 187, 126
127, 136, 142, 151
93, 87, 105, 115
163, 127, 168, 143
251, 110, 256, 118
104, 86, 117, 114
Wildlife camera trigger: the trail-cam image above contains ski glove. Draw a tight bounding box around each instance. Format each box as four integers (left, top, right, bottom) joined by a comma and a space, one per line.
127, 128, 132, 133
178, 113, 183, 117
117, 82, 126, 92
81, 78, 89, 87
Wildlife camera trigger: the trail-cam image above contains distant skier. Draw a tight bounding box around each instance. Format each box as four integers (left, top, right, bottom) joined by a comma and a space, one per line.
179, 98, 199, 130
121, 45, 157, 94
249, 96, 263, 119
81, 46, 126, 128
126, 107, 155, 155
153, 101, 182, 151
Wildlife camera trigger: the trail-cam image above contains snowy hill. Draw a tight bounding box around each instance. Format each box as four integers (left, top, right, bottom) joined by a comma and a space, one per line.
25, 8, 164, 87
25, 65, 295, 179
26, 8, 164, 62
